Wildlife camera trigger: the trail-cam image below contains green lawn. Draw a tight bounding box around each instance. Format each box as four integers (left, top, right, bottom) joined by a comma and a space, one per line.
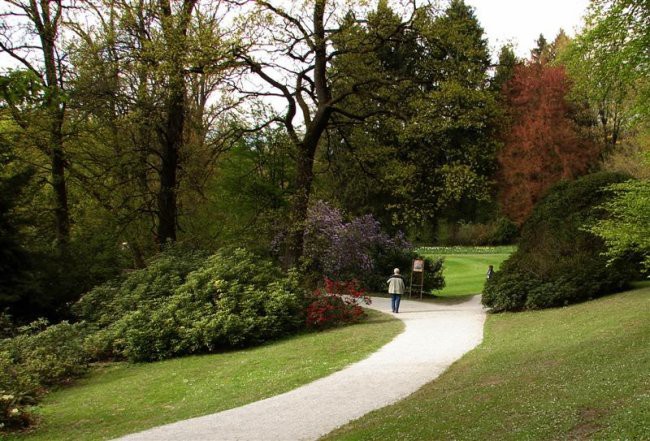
419, 246, 514, 297
7, 310, 402, 441
324, 282, 650, 440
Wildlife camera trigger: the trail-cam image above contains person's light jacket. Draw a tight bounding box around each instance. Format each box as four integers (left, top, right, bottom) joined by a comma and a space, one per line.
387, 275, 406, 294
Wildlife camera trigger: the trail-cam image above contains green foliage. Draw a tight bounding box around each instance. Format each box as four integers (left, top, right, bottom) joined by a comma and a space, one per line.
0, 135, 35, 311
590, 179, 650, 272
491, 44, 518, 92
0, 352, 36, 431
0, 320, 89, 431
437, 218, 518, 246
181, 127, 294, 250
370, 251, 444, 295
421, 257, 445, 294
490, 217, 519, 244
3, 320, 89, 387
483, 172, 638, 311
74, 245, 208, 327
0, 313, 15, 339
0, 310, 402, 441
320, 0, 501, 230
561, 1, 649, 151
78, 248, 304, 362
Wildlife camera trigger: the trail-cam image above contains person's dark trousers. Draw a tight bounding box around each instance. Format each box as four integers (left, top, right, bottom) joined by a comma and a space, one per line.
391, 294, 401, 313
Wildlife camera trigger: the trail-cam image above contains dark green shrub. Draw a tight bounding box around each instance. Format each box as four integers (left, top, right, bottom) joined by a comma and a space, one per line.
0, 313, 15, 339
483, 172, 639, 312
368, 251, 444, 295
483, 267, 537, 311
79, 248, 304, 362
0, 352, 37, 431
437, 218, 519, 246
489, 217, 519, 245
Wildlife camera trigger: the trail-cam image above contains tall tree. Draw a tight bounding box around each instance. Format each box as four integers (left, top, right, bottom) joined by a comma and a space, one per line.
561, 0, 650, 153
319, 0, 501, 235
497, 63, 602, 225
491, 44, 518, 92
0, 0, 71, 251
155, 0, 197, 245
68, 0, 237, 252
234, 0, 421, 265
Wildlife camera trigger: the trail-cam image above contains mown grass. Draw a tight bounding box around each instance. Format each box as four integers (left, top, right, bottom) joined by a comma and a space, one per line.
324, 282, 650, 440
6, 309, 402, 441
419, 246, 513, 297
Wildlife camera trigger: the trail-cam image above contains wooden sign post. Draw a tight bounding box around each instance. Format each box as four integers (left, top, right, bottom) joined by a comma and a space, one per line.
409, 258, 425, 299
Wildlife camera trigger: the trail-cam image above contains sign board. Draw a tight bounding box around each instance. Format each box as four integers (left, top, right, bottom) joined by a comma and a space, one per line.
412, 259, 424, 272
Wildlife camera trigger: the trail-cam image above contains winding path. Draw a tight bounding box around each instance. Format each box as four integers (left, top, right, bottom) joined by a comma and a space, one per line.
117, 295, 486, 441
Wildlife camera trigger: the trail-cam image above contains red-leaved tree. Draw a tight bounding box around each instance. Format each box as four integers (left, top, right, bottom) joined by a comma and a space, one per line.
497, 63, 602, 225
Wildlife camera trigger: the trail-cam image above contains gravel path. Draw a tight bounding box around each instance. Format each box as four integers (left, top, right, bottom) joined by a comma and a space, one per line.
117, 295, 486, 441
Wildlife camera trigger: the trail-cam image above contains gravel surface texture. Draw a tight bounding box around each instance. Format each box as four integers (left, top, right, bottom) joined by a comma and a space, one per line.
117, 295, 486, 441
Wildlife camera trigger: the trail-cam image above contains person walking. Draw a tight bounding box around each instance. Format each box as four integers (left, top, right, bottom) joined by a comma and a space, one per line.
387, 268, 406, 313
486, 265, 495, 280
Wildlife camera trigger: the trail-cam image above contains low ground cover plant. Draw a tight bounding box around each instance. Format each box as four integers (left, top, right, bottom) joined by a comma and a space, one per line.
483, 172, 640, 311
437, 217, 519, 246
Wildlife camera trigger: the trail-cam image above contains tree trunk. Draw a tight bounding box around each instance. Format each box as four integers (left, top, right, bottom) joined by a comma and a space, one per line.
41, 16, 70, 250
283, 0, 332, 266
155, 0, 197, 248
50, 121, 70, 247
284, 144, 316, 266
157, 84, 184, 246
285, 107, 332, 266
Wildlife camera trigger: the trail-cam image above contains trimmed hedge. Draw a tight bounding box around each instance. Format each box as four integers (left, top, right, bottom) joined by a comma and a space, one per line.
483, 172, 639, 311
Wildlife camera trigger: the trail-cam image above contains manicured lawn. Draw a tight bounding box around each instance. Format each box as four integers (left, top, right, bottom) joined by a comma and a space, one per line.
7, 310, 402, 441
324, 282, 650, 440
419, 246, 514, 297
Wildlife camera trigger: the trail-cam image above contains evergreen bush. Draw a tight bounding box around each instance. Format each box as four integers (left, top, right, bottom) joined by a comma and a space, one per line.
483, 172, 638, 311
0, 320, 88, 431
78, 248, 304, 362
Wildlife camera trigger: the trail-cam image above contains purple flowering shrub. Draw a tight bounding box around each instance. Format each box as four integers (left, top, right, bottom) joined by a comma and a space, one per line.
301, 201, 443, 292
302, 202, 402, 275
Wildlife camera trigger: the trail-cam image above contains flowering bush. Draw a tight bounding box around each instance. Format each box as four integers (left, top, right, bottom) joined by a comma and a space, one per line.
0, 352, 37, 431
301, 201, 413, 288
305, 277, 371, 329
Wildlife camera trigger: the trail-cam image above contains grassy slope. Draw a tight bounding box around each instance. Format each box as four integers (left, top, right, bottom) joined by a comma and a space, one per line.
419, 247, 513, 297
8, 310, 402, 441
325, 283, 650, 440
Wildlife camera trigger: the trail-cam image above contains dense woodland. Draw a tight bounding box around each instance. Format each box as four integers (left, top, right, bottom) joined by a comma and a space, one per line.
0, 0, 648, 321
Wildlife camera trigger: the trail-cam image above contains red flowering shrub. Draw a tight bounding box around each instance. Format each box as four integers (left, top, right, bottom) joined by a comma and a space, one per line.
305, 278, 371, 329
